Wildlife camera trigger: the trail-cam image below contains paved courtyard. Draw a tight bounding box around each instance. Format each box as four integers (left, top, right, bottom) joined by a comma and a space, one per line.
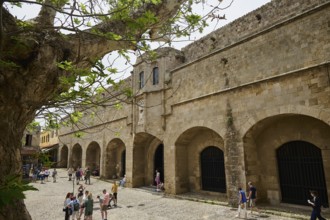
25, 169, 301, 220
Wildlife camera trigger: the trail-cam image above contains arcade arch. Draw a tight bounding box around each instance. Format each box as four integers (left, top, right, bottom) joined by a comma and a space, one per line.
132, 132, 163, 187
175, 127, 226, 194
59, 145, 69, 168
104, 138, 126, 179
86, 141, 101, 174
243, 114, 330, 206
71, 144, 82, 168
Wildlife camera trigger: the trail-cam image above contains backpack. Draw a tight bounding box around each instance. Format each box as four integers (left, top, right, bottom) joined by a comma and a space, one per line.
73, 200, 80, 211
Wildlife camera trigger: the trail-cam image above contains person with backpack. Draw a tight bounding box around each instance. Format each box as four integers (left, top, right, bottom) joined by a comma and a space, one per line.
68, 196, 80, 220
75, 168, 81, 185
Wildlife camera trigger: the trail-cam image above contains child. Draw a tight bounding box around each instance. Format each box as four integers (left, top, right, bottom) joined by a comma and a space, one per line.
236, 187, 247, 219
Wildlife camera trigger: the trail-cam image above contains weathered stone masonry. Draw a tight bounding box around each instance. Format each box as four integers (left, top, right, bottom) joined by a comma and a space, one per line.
58, 0, 330, 206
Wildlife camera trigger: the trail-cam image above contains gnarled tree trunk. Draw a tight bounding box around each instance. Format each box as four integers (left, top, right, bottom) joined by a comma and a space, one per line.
0, 0, 188, 219
0, 107, 35, 219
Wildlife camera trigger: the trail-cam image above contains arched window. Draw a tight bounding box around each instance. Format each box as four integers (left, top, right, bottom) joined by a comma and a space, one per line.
139, 71, 144, 88
152, 67, 159, 85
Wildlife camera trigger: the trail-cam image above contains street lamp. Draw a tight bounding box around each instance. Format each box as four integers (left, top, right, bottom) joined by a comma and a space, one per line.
72, 174, 75, 194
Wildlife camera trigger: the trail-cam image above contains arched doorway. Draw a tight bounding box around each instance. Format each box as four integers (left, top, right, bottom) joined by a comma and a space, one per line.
104, 139, 125, 179
243, 114, 330, 205
86, 142, 101, 175
277, 141, 328, 207
201, 146, 226, 193
154, 144, 164, 184
132, 132, 162, 187
60, 145, 69, 168
174, 127, 225, 194
71, 144, 82, 168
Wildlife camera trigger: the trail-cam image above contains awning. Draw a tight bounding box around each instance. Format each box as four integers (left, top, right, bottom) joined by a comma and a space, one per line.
41, 144, 59, 153
21, 146, 39, 156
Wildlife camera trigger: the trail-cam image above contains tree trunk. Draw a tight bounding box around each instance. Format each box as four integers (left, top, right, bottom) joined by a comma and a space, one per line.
0, 106, 34, 220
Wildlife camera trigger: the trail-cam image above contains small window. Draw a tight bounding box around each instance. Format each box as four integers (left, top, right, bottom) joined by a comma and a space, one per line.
25, 134, 32, 146
152, 67, 159, 85
139, 71, 144, 88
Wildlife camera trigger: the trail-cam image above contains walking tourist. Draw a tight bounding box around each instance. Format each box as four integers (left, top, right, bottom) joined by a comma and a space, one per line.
247, 181, 259, 215
84, 167, 91, 185
236, 187, 247, 219
52, 168, 57, 183
78, 190, 89, 220
68, 196, 80, 220
308, 190, 326, 220
84, 192, 94, 220
68, 167, 73, 181
111, 181, 118, 207
119, 175, 126, 188
39, 169, 45, 184
101, 189, 110, 220
76, 168, 81, 185
155, 170, 161, 192
44, 168, 50, 181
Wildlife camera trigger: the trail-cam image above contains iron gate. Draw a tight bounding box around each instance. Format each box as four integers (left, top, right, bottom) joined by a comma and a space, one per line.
201, 146, 226, 193
277, 141, 328, 207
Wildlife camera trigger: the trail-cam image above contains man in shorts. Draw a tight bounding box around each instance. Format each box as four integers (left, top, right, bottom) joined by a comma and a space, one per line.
247, 181, 259, 215
101, 189, 110, 220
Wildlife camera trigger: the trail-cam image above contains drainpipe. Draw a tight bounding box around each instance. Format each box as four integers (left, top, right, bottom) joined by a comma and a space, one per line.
162, 58, 166, 131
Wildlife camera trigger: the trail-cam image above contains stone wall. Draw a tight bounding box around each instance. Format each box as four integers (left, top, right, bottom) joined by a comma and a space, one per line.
182, 0, 330, 62
58, 0, 330, 206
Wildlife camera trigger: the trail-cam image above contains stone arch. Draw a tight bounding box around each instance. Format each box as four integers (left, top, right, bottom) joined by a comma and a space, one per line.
240, 105, 330, 137
243, 114, 330, 206
174, 126, 225, 194
86, 141, 101, 175
71, 144, 82, 169
132, 132, 162, 187
59, 145, 69, 168
104, 138, 126, 179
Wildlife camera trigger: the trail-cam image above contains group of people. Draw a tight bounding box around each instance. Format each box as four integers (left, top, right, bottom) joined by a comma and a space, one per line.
64, 180, 120, 220
67, 167, 91, 185
63, 187, 93, 220
30, 167, 58, 183
236, 182, 259, 219
236, 182, 327, 220
96, 184, 118, 220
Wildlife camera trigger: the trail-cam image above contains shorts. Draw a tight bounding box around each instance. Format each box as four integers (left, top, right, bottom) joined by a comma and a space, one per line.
249, 199, 256, 207
101, 205, 108, 211
113, 193, 117, 200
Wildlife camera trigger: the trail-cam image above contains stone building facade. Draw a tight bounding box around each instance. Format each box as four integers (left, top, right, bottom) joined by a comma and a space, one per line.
58, 0, 330, 206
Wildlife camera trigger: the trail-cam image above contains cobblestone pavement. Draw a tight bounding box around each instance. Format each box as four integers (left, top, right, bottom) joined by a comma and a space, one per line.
25, 169, 300, 220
